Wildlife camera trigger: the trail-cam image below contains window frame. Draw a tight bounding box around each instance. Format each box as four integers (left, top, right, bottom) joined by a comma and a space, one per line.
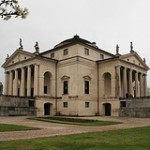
100, 54, 104, 59
85, 102, 90, 108
84, 80, 90, 94
63, 48, 68, 55
51, 52, 55, 58
84, 48, 89, 55
63, 102, 68, 108
63, 80, 68, 95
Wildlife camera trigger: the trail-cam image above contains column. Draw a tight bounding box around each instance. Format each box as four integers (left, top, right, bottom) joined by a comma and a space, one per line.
116, 66, 121, 97
27, 66, 31, 97
4, 72, 9, 95
135, 71, 138, 97
20, 67, 25, 96
140, 73, 143, 97
129, 69, 133, 96
144, 74, 147, 96
34, 64, 39, 96
9, 71, 13, 95
123, 67, 127, 97
14, 69, 18, 96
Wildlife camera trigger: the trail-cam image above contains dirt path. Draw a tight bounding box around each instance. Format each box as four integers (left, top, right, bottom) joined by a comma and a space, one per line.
0, 116, 150, 141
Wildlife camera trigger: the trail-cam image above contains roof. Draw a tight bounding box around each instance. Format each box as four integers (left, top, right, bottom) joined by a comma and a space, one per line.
40, 35, 115, 57
54, 35, 98, 48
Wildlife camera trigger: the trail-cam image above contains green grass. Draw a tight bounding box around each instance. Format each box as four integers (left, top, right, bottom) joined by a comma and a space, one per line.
0, 126, 149, 150
29, 116, 121, 126
0, 124, 39, 132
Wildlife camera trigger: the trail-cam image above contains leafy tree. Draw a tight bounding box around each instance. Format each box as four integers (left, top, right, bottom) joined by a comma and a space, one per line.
0, 0, 28, 20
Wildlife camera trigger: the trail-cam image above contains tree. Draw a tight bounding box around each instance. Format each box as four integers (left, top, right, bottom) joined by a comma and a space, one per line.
0, 0, 28, 20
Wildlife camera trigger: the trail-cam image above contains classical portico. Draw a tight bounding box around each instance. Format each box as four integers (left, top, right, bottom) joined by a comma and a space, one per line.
116, 65, 147, 98
4, 64, 39, 97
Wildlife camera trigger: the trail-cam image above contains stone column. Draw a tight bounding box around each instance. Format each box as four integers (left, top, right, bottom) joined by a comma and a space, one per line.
4, 72, 9, 95
20, 67, 25, 96
34, 64, 39, 96
14, 69, 18, 96
27, 65, 31, 97
9, 71, 13, 95
144, 74, 148, 96
140, 73, 143, 97
135, 71, 138, 97
116, 66, 121, 97
123, 67, 127, 97
129, 69, 133, 96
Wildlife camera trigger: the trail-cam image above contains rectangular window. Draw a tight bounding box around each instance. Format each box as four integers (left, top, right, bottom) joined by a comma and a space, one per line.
63, 49, 68, 55
51, 53, 55, 58
85, 102, 90, 108
85, 81, 89, 94
100, 54, 104, 59
63, 81, 68, 94
44, 86, 47, 94
63, 102, 68, 108
84, 48, 89, 55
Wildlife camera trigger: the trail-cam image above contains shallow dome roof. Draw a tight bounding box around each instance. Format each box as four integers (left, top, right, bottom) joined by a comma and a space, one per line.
54, 35, 98, 48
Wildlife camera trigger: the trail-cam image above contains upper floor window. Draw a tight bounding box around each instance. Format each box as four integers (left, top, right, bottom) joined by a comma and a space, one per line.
63, 49, 68, 55
51, 53, 55, 58
63, 81, 68, 94
100, 54, 104, 59
84, 48, 89, 55
85, 80, 89, 94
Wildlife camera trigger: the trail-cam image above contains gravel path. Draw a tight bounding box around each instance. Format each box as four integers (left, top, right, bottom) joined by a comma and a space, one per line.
0, 116, 150, 141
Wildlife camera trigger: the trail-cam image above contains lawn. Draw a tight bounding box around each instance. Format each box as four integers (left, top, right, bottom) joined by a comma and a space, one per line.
0, 124, 38, 132
29, 116, 121, 126
0, 126, 149, 150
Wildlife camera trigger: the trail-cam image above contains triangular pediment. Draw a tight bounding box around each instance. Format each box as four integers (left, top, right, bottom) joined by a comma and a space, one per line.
83, 75, 92, 80
61, 75, 70, 80
2, 49, 34, 68
120, 52, 149, 70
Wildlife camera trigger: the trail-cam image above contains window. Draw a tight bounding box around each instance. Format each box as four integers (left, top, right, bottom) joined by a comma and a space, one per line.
85, 81, 89, 94
63, 102, 68, 108
51, 53, 55, 58
85, 102, 90, 108
63, 81, 68, 94
63, 49, 68, 55
84, 48, 89, 55
100, 54, 104, 59
44, 86, 47, 94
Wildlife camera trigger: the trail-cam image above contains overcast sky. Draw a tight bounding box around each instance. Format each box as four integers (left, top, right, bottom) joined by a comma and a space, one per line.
1, 0, 150, 86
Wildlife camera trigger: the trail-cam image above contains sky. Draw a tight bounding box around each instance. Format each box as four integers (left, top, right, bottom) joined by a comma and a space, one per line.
1, 0, 150, 86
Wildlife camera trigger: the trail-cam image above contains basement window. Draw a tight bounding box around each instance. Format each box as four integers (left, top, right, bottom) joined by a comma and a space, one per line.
63, 102, 68, 108
85, 102, 90, 108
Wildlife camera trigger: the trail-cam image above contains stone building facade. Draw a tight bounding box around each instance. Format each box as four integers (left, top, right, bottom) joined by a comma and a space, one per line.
1, 35, 149, 116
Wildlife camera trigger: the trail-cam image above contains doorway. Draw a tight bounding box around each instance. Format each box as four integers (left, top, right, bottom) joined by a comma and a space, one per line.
103, 103, 111, 116
44, 103, 51, 115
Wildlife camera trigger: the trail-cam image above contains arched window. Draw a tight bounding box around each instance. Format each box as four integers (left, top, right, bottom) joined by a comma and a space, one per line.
44, 72, 51, 94
103, 72, 111, 96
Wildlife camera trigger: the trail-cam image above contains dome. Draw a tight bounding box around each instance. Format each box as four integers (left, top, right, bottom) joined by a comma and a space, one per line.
54, 35, 98, 48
